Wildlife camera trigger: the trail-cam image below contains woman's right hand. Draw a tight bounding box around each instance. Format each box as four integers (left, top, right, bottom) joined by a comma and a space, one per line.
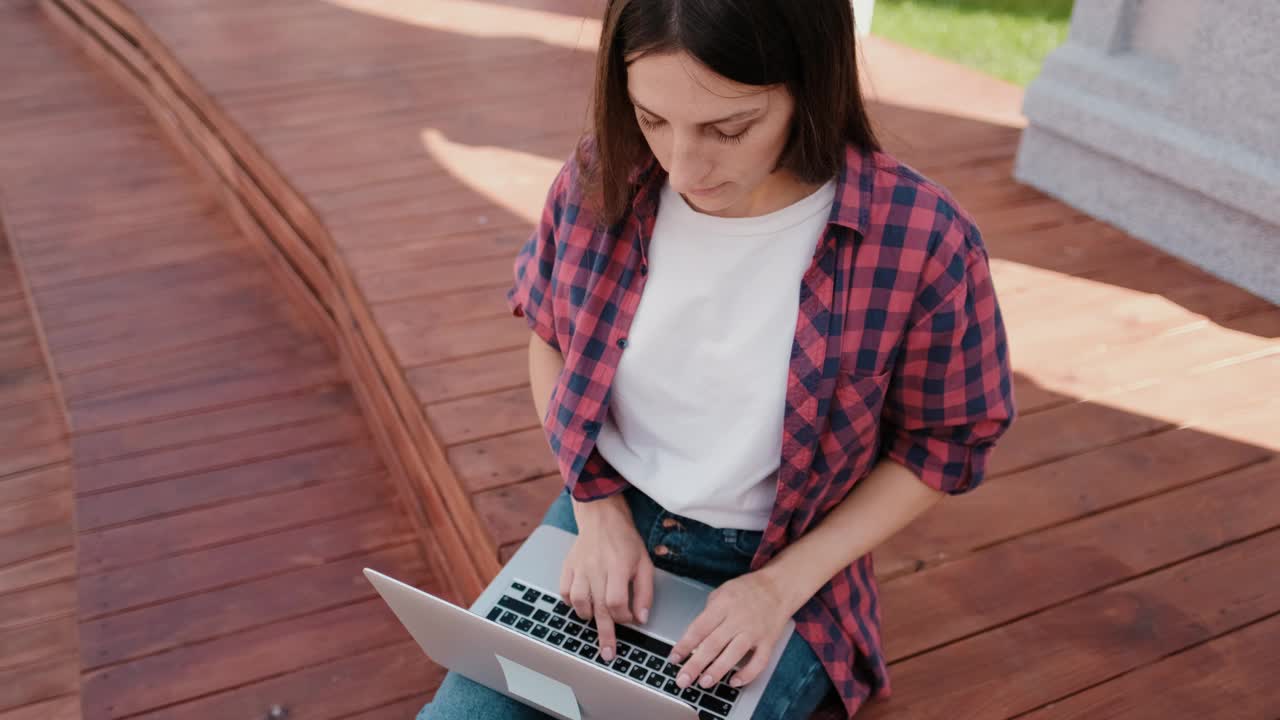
560, 494, 655, 662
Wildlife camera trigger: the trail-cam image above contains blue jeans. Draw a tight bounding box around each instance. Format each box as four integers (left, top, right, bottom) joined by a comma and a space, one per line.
418, 486, 834, 719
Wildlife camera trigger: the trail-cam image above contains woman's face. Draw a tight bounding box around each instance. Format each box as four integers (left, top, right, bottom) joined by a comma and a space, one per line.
625, 50, 798, 218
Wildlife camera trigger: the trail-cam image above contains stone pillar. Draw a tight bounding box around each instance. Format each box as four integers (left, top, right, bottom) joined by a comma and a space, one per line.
853, 0, 874, 36
1015, 0, 1279, 304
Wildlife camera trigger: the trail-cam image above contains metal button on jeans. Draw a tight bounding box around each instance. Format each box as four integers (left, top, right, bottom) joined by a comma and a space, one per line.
654, 545, 671, 557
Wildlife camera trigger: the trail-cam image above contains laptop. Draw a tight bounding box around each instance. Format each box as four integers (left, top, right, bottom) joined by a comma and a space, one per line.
364, 523, 795, 720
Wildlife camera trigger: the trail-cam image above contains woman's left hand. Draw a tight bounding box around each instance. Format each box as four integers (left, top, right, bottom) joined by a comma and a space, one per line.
668, 570, 794, 690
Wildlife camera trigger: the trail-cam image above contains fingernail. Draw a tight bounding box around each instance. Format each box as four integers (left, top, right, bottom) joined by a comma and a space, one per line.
699, 674, 714, 688
602, 648, 613, 661
676, 673, 690, 688
730, 677, 744, 687
668, 652, 681, 663
638, 608, 649, 623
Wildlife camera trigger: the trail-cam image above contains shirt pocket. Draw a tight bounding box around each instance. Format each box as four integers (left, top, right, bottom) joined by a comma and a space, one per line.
829, 368, 893, 477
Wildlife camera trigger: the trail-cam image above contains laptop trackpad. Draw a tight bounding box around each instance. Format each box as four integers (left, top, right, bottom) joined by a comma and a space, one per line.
495, 654, 582, 720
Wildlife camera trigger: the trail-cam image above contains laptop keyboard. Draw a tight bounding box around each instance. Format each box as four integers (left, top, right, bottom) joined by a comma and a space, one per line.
483, 579, 742, 720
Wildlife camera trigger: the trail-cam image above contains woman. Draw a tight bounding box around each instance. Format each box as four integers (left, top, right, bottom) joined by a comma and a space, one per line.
421, 0, 1015, 717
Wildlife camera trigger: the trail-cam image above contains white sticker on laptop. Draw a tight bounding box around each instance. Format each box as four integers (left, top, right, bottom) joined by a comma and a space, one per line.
495, 653, 583, 720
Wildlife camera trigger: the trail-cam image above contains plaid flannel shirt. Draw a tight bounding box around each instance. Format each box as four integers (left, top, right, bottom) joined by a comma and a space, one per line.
508, 136, 1016, 717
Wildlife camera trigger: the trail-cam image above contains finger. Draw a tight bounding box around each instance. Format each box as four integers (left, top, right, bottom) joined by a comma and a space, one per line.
631, 557, 654, 624
605, 569, 633, 624
676, 624, 735, 689
594, 597, 617, 662
559, 561, 573, 600
669, 603, 725, 663
700, 635, 753, 688
731, 642, 774, 687
569, 572, 593, 621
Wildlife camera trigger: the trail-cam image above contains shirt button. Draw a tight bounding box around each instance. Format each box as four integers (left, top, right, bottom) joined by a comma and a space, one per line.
617, 337, 628, 349
654, 545, 670, 557
640, 264, 648, 276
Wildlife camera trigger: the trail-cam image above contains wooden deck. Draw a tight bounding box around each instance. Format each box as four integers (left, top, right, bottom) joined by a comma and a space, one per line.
0, 2, 452, 717
2, 0, 1278, 716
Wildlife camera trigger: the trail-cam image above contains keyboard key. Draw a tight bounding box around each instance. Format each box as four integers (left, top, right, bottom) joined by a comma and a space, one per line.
614, 659, 632, 674
548, 616, 567, 630
565, 622, 583, 638
512, 582, 527, 592
532, 625, 550, 639
533, 609, 551, 623
499, 612, 518, 626
645, 673, 665, 688
522, 588, 542, 603
595, 653, 612, 667
664, 679, 682, 697
628, 646, 648, 662
486, 607, 502, 622
497, 596, 535, 617
700, 696, 732, 716
713, 684, 740, 702
699, 711, 725, 720
554, 601, 572, 616
548, 632, 566, 646
617, 642, 632, 657
629, 665, 649, 682
581, 629, 598, 644
663, 662, 679, 678
563, 638, 582, 652
615, 624, 675, 657
516, 619, 534, 632
681, 686, 702, 704
579, 645, 598, 661
645, 655, 665, 671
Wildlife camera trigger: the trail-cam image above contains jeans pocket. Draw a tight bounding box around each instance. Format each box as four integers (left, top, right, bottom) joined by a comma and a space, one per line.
724, 528, 764, 559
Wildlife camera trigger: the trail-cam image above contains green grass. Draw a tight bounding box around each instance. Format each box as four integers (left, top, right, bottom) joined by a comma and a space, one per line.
869, 0, 1074, 86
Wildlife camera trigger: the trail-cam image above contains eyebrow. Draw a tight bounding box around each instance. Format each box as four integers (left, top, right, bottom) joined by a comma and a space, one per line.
628, 96, 763, 126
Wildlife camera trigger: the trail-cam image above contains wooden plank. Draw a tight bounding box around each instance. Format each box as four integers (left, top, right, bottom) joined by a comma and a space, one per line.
407, 348, 525, 406
875, 425, 1275, 579
0, 446, 70, 486
1018, 611, 1280, 719
75, 413, 368, 495
0, 399, 65, 453
0, 465, 72, 506
448, 427, 556, 495
59, 323, 309, 399
358, 255, 515, 304
81, 598, 415, 720
0, 522, 73, 569
472, 474, 562, 548
0, 550, 75, 602
0, 659, 79, 715
340, 694, 432, 720
0, 618, 77, 672
79, 472, 393, 573
426, 386, 537, 447
0, 491, 72, 537
860, 527, 1280, 719
0, 695, 80, 720
127, 641, 440, 720
81, 543, 429, 669
387, 312, 529, 367
370, 285, 514, 334
79, 509, 411, 618
880, 457, 1280, 660
76, 439, 383, 530
67, 349, 342, 432
71, 383, 355, 465
0, 582, 76, 633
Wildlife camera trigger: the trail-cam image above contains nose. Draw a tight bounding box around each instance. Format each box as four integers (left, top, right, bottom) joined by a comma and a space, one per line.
667, 133, 713, 193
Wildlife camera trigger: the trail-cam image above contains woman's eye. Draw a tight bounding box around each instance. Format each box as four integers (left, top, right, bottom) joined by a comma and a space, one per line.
637, 115, 664, 130
715, 127, 750, 145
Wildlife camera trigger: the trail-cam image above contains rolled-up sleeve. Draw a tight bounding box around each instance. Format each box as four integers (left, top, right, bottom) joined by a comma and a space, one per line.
507, 160, 571, 353
882, 231, 1016, 495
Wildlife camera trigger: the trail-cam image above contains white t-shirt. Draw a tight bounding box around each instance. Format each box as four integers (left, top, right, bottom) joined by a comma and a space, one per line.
595, 176, 838, 530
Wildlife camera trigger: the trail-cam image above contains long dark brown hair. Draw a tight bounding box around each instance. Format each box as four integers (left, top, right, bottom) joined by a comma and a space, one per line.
581, 0, 881, 225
